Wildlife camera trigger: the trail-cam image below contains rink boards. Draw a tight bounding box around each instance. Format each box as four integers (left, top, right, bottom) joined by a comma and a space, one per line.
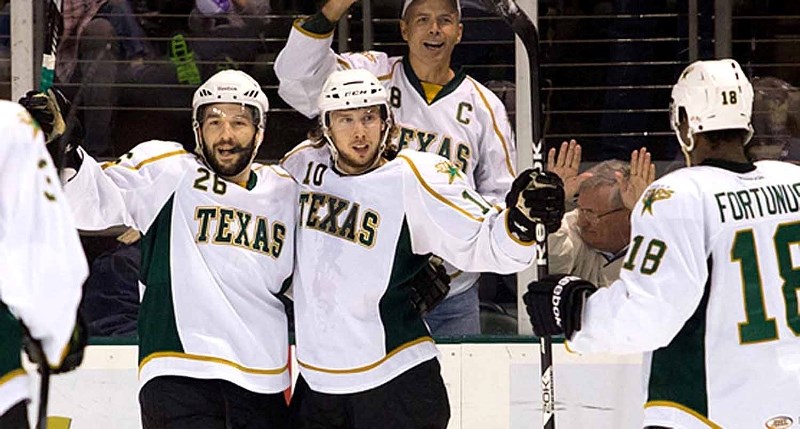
29, 343, 645, 428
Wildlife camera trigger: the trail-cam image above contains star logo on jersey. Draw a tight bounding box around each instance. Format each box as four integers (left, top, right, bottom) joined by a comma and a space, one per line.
436, 161, 464, 184
640, 187, 673, 216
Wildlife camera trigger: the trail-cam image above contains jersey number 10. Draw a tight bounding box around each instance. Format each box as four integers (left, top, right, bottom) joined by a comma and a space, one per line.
733, 222, 800, 344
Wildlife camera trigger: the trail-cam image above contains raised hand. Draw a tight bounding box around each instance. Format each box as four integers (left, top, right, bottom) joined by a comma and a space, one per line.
321, 0, 360, 22
547, 139, 589, 201
618, 147, 656, 210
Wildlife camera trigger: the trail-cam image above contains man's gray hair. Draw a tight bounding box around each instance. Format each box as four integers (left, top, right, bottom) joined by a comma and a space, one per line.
578, 159, 629, 207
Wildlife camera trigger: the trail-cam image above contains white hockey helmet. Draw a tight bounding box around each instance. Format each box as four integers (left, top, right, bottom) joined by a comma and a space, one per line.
192, 69, 268, 158
669, 59, 754, 154
318, 69, 393, 172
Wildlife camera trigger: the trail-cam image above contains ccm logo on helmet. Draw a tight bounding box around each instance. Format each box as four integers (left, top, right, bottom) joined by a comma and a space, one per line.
344, 90, 368, 97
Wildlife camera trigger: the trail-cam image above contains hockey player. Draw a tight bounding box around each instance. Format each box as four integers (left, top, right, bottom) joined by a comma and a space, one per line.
524, 59, 800, 428
24, 71, 295, 428
0, 100, 88, 429
274, 0, 517, 335
281, 68, 564, 428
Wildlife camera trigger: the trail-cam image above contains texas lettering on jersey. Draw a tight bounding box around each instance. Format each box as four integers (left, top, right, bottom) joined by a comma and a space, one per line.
194, 206, 286, 257
298, 191, 379, 248
397, 125, 471, 174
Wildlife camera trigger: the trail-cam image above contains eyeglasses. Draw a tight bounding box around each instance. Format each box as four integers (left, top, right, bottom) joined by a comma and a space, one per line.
577, 206, 626, 224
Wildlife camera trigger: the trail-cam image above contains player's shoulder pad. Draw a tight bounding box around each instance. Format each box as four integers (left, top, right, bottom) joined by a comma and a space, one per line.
104, 140, 191, 169
633, 172, 701, 219
395, 149, 469, 186
279, 139, 328, 180
465, 76, 508, 109
254, 163, 295, 182
755, 159, 800, 176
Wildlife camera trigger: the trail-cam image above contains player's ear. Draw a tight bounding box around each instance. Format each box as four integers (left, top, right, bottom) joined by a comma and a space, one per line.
400, 19, 410, 42
456, 22, 463, 43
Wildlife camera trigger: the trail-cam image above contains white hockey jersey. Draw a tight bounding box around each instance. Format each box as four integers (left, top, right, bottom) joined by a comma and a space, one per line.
281, 142, 533, 394
568, 160, 800, 428
0, 101, 87, 415
275, 19, 517, 296
64, 141, 296, 394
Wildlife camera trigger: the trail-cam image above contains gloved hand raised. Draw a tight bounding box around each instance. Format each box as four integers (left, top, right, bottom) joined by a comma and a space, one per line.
18, 89, 68, 144
18, 88, 84, 174
505, 169, 565, 242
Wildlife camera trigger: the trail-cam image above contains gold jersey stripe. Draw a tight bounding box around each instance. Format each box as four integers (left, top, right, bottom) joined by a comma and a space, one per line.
297, 336, 434, 374
0, 368, 25, 387
103, 149, 188, 171
466, 77, 516, 177
644, 400, 723, 429
292, 18, 334, 39
398, 154, 484, 222
378, 60, 402, 81
139, 351, 288, 375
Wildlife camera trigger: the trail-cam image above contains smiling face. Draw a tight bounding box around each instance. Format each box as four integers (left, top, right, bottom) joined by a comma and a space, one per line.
327, 106, 385, 175
400, 0, 462, 68
199, 103, 257, 181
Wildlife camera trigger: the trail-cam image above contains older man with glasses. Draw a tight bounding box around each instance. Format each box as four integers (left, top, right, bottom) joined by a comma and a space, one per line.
546, 141, 656, 287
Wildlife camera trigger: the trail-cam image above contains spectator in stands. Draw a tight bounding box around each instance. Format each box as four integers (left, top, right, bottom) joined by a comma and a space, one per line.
547, 141, 655, 286
188, 0, 272, 77
749, 76, 800, 163
59, 0, 152, 157
274, 0, 518, 336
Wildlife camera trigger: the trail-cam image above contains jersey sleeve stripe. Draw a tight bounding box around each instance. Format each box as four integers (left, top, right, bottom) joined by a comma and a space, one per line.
467, 77, 516, 177
378, 60, 402, 81
101, 149, 189, 171
0, 368, 25, 387
296, 336, 434, 374
398, 154, 484, 223
336, 58, 352, 70
644, 401, 723, 429
292, 18, 334, 39
504, 209, 535, 247
139, 351, 289, 376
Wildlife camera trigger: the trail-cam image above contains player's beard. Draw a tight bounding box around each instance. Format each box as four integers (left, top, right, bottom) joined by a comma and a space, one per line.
336, 141, 381, 174
203, 138, 255, 178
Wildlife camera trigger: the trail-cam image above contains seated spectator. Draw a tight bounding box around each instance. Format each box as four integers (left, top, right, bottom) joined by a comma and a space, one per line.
547, 141, 655, 286
749, 76, 800, 163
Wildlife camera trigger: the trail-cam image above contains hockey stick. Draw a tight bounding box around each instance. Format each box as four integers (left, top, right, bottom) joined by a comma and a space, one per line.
20, 324, 51, 429
40, 0, 64, 92
476, 1, 554, 428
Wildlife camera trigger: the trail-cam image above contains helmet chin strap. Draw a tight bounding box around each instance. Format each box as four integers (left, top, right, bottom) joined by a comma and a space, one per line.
678, 132, 695, 167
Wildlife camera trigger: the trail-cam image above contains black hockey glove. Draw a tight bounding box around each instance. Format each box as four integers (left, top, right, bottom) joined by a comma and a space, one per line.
505, 169, 565, 242
23, 314, 88, 374
18, 88, 84, 172
407, 256, 451, 315
523, 274, 597, 339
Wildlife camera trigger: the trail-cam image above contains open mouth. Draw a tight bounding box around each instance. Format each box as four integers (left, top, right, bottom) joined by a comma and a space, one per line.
423, 41, 445, 50
352, 143, 370, 156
